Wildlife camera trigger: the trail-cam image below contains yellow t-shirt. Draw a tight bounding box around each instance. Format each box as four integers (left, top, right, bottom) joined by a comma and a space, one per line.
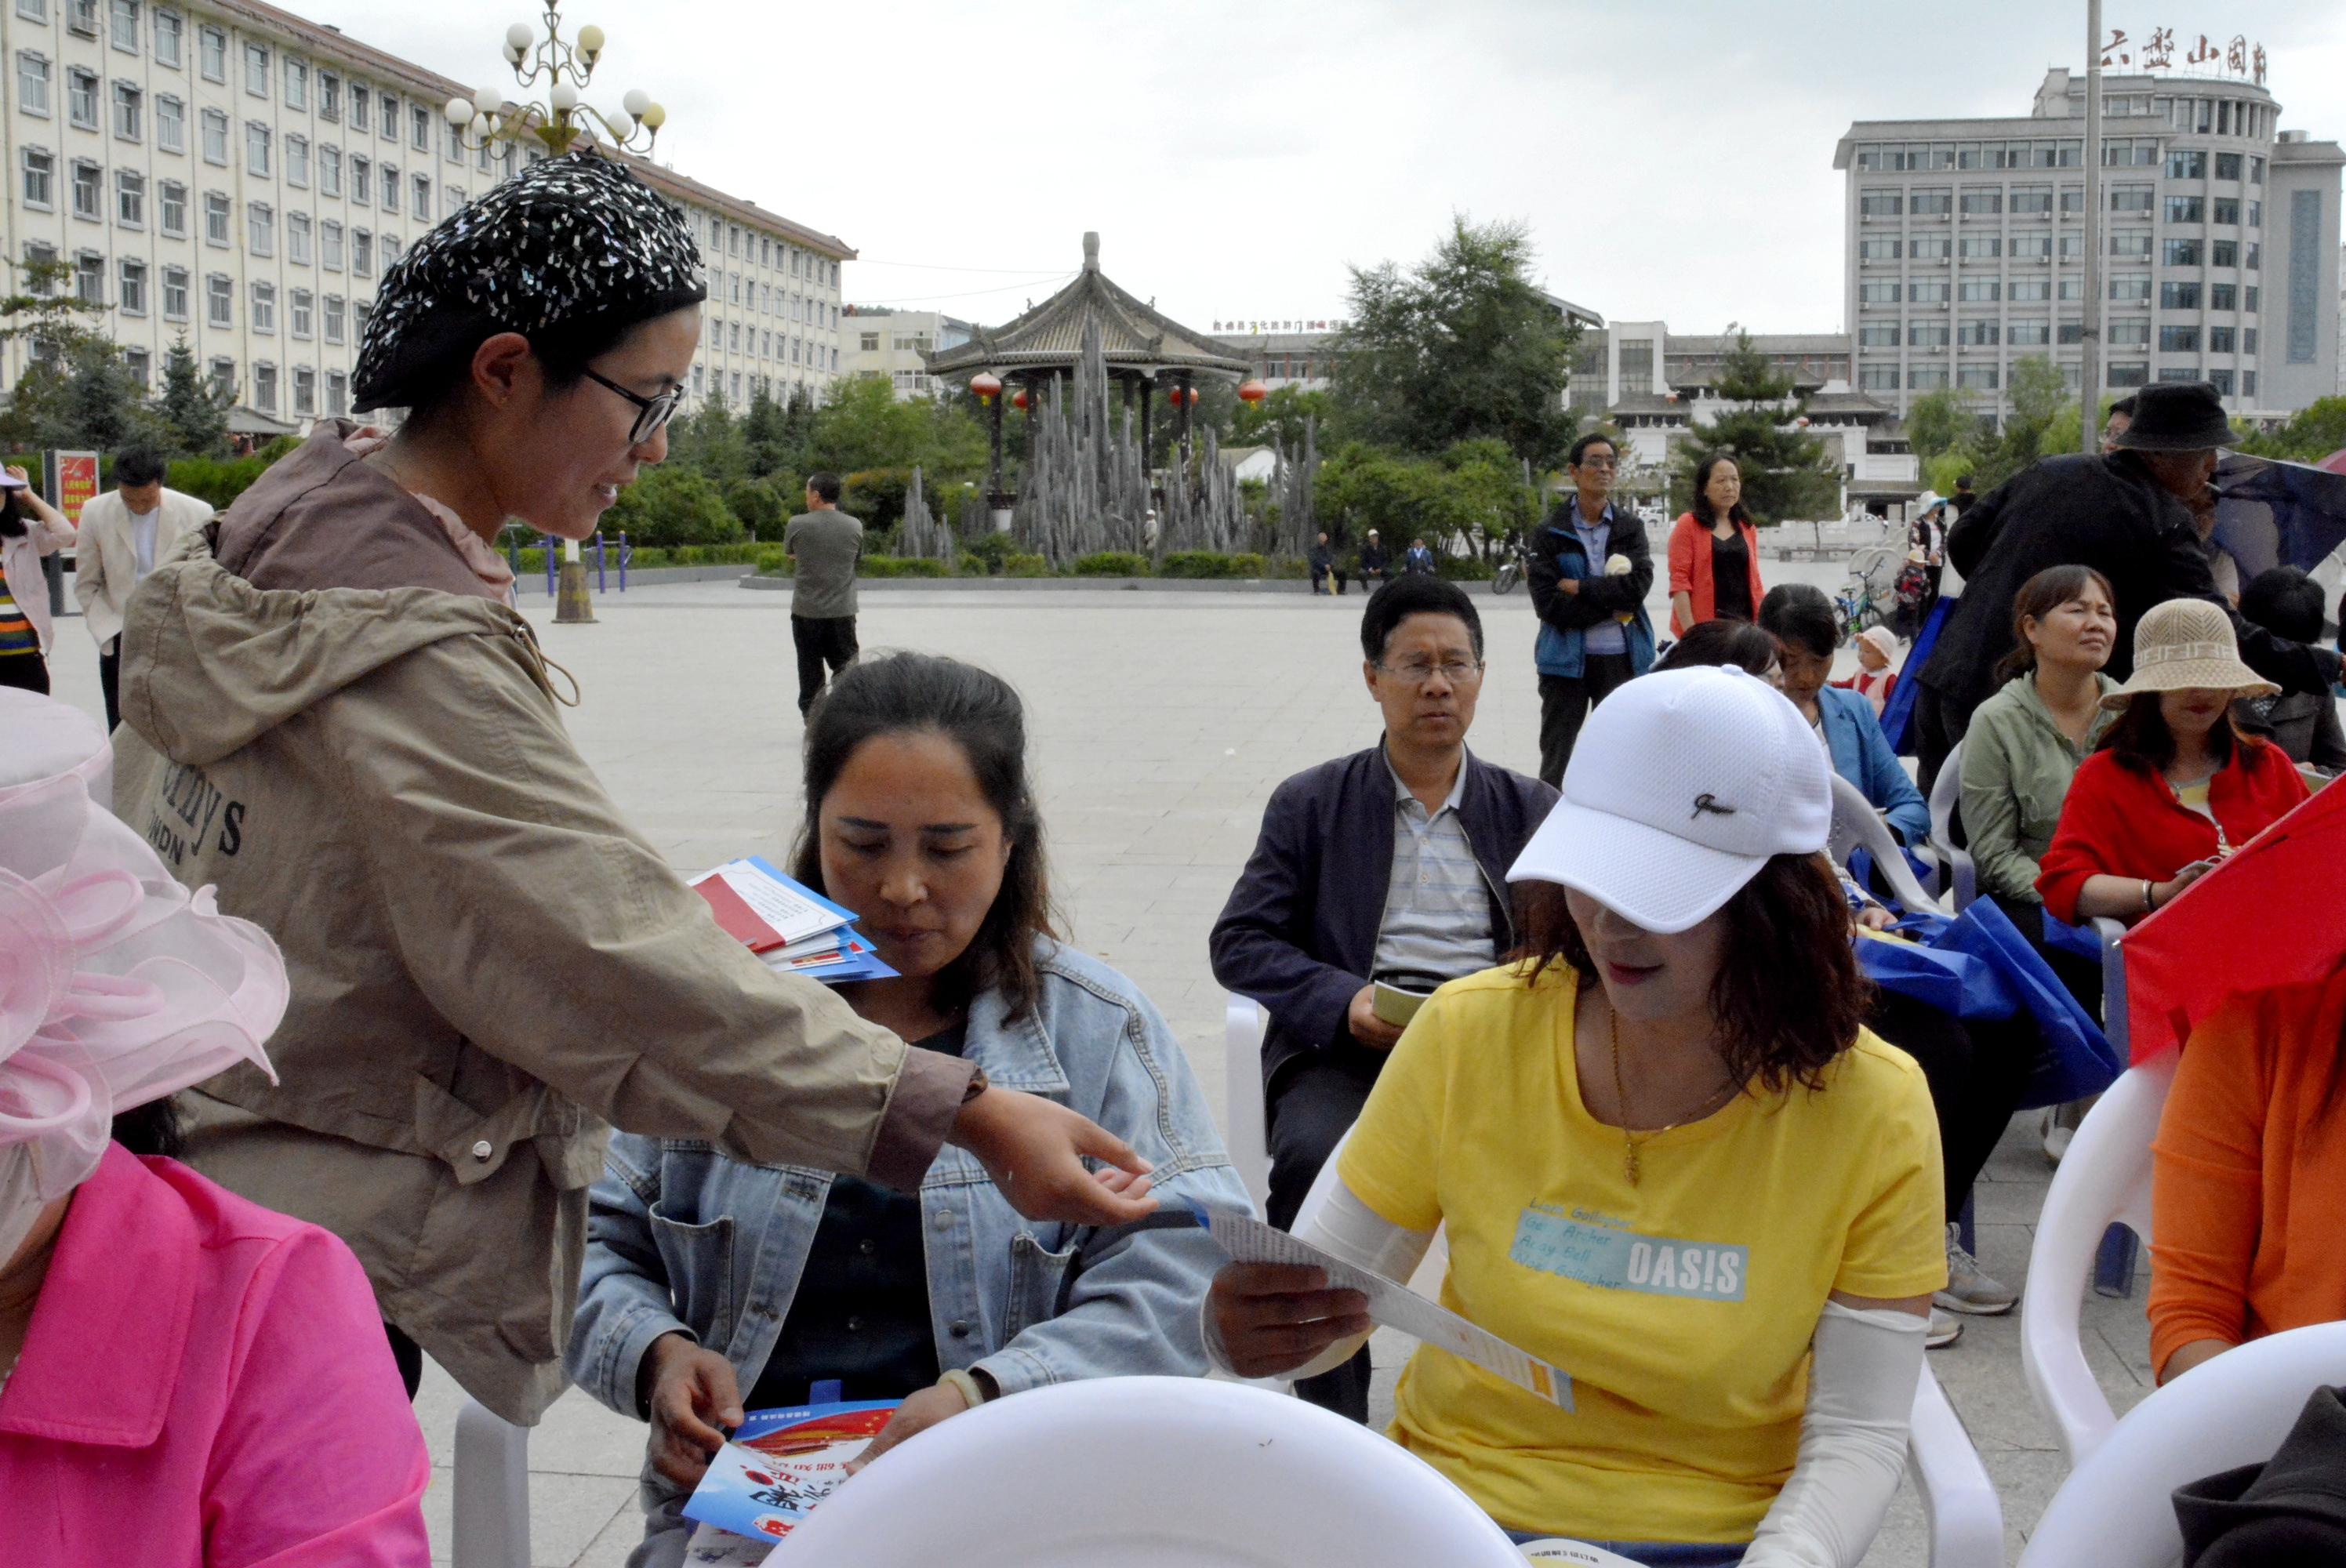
1335, 962, 1946, 1544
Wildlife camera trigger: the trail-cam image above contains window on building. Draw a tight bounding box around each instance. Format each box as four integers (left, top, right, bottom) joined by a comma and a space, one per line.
158, 178, 183, 235
2010, 234, 2052, 260
2159, 325, 2200, 352
245, 122, 270, 176
242, 42, 267, 96
2245, 243, 2259, 270
2164, 148, 2206, 180
411, 173, 428, 221
327, 370, 347, 416
354, 302, 369, 338
1857, 322, 1898, 347
2109, 272, 2151, 303
288, 210, 310, 264
1959, 278, 2000, 302
153, 8, 180, 67
1958, 190, 2003, 216
2057, 321, 2084, 344
2010, 185, 2053, 215
323, 292, 343, 341
2059, 232, 2084, 260
2165, 195, 2204, 223
380, 233, 398, 266
1956, 319, 1999, 345
68, 67, 99, 128
2107, 361, 2149, 387
2215, 152, 2242, 181
2111, 183, 2154, 213
198, 24, 223, 80
155, 92, 182, 151
289, 287, 311, 338
381, 162, 398, 212
1858, 237, 1900, 261
1908, 321, 1949, 347
2111, 231, 2151, 259
16, 51, 52, 117
285, 134, 308, 187
2109, 318, 2152, 347
122, 347, 148, 388
2208, 326, 2235, 353
2211, 198, 2239, 226
286, 365, 312, 416
73, 250, 104, 303
1909, 236, 1951, 262
2061, 187, 2085, 213
2161, 281, 2201, 309
1959, 236, 2001, 259
208, 354, 232, 395
2163, 238, 2203, 267
20, 147, 55, 209
2243, 328, 2258, 354
316, 145, 342, 197
111, 79, 140, 139
249, 281, 274, 332
201, 107, 227, 163
202, 189, 227, 245
1956, 365, 1999, 390
1858, 364, 1901, 392
1910, 279, 1951, 303
1908, 365, 1950, 390
2010, 278, 2052, 302
350, 84, 369, 132
321, 220, 343, 270
1908, 188, 1952, 217
117, 256, 145, 313
246, 201, 273, 255
283, 57, 304, 110
2206, 368, 2233, 396
351, 155, 370, 204
107, 0, 135, 49
377, 93, 396, 141
70, 158, 100, 219
2210, 281, 2237, 310
1858, 190, 1901, 218
318, 71, 339, 122
252, 362, 276, 412
114, 167, 143, 226
352, 228, 372, 277
2010, 319, 2051, 346
161, 263, 186, 318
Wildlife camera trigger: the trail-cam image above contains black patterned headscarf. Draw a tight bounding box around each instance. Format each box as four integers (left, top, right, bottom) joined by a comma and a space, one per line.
351, 149, 706, 412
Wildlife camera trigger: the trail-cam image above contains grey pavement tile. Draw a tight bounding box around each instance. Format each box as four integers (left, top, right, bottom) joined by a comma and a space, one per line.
419, 1465, 638, 1568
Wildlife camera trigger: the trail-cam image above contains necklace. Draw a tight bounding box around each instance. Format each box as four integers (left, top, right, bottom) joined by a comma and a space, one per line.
1603, 1000, 1741, 1186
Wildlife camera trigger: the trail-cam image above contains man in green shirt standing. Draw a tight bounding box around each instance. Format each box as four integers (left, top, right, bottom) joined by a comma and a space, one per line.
783, 472, 865, 716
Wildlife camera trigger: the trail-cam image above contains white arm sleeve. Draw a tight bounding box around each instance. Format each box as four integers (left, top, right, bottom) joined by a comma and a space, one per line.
1739, 1301, 1927, 1568
1200, 1178, 1436, 1382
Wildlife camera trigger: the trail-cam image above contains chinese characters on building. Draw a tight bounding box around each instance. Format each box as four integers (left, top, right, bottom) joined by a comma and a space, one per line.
2099, 27, 2266, 85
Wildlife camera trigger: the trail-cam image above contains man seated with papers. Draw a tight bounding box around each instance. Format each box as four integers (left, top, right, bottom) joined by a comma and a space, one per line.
1210, 576, 1556, 1421
1207, 670, 1945, 1567
568, 653, 1251, 1565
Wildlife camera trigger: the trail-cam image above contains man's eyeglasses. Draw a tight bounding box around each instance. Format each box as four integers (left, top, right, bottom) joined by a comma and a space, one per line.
1378, 657, 1485, 685
1574, 456, 1618, 471
583, 368, 683, 445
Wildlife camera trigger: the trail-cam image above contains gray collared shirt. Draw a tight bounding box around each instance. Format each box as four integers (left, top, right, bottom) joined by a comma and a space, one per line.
1372, 755, 1496, 984
1566, 502, 1627, 656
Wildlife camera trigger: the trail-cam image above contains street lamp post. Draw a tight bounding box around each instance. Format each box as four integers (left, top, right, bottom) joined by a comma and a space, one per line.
2081, 0, 2105, 453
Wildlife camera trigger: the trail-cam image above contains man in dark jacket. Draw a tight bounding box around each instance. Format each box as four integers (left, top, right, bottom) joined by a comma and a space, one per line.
1527, 432, 1657, 786
1210, 576, 1556, 1421
1912, 382, 2341, 788
1357, 530, 1390, 588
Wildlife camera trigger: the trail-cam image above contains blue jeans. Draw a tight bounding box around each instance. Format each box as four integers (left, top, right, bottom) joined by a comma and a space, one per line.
1502, 1534, 1745, 1566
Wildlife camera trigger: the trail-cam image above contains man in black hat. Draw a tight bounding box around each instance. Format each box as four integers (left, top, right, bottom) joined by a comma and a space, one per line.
1910, 382, 2342, 789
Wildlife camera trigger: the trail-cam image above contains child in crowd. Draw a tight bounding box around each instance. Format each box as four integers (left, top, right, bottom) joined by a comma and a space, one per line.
569, 653, 1247, 1564
1832, 626, 1899, 717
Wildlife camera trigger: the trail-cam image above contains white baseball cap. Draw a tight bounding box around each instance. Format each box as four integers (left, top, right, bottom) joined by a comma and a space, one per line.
1507, 666, 1832, 934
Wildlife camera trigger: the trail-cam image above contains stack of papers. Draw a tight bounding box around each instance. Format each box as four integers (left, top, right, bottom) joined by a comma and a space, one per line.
680, 1398, 899, 1559
691, 857, 897, 985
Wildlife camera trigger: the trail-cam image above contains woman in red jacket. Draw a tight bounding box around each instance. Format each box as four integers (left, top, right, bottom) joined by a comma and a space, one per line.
1668, 456, 1767, 636
2036, 597, 2310, 925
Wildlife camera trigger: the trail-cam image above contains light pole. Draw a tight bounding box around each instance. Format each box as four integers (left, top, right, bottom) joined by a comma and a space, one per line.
2080, 0, 2105, 453
441, 2, 671, 624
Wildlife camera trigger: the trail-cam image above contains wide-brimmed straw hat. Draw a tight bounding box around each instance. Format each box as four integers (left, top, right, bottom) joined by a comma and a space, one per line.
2099, 597, 2278, 710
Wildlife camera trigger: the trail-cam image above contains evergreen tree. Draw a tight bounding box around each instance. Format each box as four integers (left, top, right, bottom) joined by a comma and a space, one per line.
742, 386, 792, 477
1666, 332, 1841, 523
154, 337, 230, 457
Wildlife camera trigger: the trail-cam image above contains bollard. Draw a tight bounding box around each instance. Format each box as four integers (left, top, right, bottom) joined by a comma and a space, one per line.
543, 535, 557, 599
594, 532, 606, 593
554, 536, 596, 624
618, 532, 628, 593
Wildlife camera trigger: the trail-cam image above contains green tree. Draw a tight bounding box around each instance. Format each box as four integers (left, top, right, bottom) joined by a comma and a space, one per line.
154, 337, 230, 457
1665, 332, 1841, 523
1228, 384, 1329, 450
0, 254, 145, 452
603, 464, 743, 549
806, 376, 986, 481
1327, 216, 1582, 468
2238, 396, 2346, 463
1313, 437, 1535, 560
666, 392, 750, 485
1901, 387, 1981, 462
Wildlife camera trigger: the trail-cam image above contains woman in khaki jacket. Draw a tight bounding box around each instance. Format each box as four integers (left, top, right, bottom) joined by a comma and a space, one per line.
107, 152, 1155, 1425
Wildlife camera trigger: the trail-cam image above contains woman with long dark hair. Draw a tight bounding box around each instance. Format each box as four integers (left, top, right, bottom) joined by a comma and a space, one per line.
0, 466, 77, 694
102, 151, 1153, 1427
1666, 455, 1767, 635
2037, 597, 2309, 927
572, 652, 1247, 1564
1208, 668, 1942, 1564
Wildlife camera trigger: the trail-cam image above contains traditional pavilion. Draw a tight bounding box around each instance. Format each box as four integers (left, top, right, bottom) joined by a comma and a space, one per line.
924, 232, 1257, 503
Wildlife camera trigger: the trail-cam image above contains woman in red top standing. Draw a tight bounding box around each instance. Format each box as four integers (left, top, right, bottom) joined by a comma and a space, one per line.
2036, 597, 2310, 925
1668, 456, 1767, 636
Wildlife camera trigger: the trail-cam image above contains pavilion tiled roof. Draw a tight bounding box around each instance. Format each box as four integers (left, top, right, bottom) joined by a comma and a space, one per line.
924, 234, 1254, 379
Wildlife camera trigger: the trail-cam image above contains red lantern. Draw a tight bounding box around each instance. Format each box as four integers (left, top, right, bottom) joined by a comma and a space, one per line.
1237, 379, 1269, 405
1794, 416, 1810, 429
970, 372, 1002, 405
1011, 388, 1030, 411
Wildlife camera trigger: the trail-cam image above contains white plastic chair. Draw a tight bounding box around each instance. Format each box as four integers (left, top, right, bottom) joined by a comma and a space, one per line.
451, 1397, 531, 1568
2019, 1047, 2178, 1468
2017, 1320, 2346, 1567
1223, 993, 1271, 1214
772, 1375, 1527, 1566
1927, 741, 1975, 909
1294, 1138, 1999, 1568
1828, 774, 1949, 916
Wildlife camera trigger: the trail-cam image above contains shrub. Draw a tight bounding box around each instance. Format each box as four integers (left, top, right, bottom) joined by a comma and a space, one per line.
1263, 555, 1310, 579
1002, 552, 1050, 578
1436, 554, 1496, 582
859, 554, 951, 579
603, 465, 743, 549
841, 468, 914, 533
958, 532, 1014, 574
1070, 551, 1152, 577
165, 455, 274, 510
956, 556, 993, 577
724, 477, 791, 541
1226, 552, 1269, 578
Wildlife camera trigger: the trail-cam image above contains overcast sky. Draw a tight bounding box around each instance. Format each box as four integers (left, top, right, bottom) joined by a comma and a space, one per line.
308, 0, 2344, 337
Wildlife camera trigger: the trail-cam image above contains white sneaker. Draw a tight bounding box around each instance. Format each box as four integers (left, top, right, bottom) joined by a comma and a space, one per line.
2040, 1108, 2074, 1167
1926, 1307, 1963, 1349
1936, 1222, 2020, 1316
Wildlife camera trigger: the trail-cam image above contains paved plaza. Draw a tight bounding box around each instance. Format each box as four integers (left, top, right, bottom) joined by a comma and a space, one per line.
43, 567, 2159, 1566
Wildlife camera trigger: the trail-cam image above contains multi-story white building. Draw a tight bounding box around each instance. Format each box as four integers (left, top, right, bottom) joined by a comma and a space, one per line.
1, 0, 848, 430
837, 305, 973, 400
1836, 65, 2342, 424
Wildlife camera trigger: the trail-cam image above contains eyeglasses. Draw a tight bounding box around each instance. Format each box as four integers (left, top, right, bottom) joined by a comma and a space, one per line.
1574, 456, 1618, 471
582, 368, 683, 446
1378, 657, 1485, 685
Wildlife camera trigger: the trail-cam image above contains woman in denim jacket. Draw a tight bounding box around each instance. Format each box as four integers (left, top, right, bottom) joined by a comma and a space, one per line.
568, 652, 1250, 1564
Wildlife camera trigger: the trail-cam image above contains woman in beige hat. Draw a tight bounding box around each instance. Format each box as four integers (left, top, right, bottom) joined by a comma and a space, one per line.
2036, 598, 2310, 925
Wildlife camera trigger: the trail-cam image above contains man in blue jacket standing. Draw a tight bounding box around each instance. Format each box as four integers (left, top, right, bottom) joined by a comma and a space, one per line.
1527, 433, 1657, 786
1210, 577, 1556, 1421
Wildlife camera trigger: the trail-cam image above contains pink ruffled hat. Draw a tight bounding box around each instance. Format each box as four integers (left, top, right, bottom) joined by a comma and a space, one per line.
0, 691, 285, 1200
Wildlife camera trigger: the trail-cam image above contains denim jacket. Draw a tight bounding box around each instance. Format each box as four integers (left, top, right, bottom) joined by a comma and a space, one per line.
566, 940, 1251, 1553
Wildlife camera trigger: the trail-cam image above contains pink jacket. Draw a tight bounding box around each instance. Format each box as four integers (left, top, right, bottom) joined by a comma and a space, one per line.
0, 1145, 429, 1567
2, 509, 77, 655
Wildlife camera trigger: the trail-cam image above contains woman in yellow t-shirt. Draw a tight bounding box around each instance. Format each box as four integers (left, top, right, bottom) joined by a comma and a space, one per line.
1208, 666, 1946, 1567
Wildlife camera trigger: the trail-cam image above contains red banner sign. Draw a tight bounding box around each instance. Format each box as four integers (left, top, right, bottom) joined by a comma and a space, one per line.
51, 451, 100, 524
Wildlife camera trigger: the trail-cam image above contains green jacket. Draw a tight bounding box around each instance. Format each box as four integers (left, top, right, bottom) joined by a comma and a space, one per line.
1958, 671, 2120, 904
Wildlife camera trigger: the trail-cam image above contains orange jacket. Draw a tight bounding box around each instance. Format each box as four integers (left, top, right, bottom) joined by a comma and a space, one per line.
1666, 513, 1767, 636
2149, 967, 2346, 1381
